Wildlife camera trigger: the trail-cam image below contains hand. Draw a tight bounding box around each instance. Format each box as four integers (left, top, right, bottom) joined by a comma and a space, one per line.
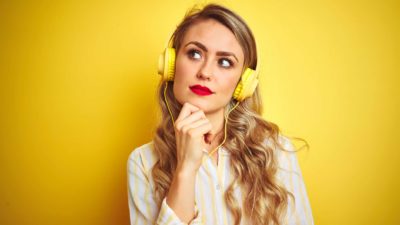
174, 102, 213, 173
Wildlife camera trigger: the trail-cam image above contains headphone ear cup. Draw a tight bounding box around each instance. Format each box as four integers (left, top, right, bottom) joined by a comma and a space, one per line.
158, 47, 176, 81
233, 68, 259, 101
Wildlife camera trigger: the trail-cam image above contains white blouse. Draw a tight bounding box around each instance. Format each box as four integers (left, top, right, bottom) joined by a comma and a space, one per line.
127, 136, 314, 225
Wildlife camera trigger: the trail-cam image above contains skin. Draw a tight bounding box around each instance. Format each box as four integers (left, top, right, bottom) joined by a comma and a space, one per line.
167, 18, 245, 223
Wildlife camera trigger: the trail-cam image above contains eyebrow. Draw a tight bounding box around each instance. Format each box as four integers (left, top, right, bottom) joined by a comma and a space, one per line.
184, 41, 239, 63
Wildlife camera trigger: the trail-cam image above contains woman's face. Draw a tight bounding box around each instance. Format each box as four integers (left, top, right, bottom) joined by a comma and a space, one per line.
173, 18, 244, 115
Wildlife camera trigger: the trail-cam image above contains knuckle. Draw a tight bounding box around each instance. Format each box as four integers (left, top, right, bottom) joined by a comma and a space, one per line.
181, 125, 190, 134
187, 129, 196, 137
196, 110, 205, 118
175, 121, 184, 131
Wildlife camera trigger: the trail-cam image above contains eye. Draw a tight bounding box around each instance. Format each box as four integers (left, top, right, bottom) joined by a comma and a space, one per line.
187, 49, 202, 60
219, 58, 233, 68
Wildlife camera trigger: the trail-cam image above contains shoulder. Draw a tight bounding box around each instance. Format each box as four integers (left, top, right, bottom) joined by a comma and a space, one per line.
127, 141, 159, 173
263, 134, 294, 151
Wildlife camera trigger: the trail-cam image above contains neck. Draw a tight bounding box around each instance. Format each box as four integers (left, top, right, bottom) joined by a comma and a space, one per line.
204, 108, 225, 146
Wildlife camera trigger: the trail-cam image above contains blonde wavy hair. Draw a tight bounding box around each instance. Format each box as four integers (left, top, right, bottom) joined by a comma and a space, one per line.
152, 4, 297, 225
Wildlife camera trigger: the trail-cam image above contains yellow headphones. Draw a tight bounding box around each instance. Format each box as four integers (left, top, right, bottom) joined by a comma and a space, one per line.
157, 41, 259, 102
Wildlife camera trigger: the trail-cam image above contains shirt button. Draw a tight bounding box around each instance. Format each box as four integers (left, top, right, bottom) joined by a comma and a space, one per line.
216, 184, 221, 190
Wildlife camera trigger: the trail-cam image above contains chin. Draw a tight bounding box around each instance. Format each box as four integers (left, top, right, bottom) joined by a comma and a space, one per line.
195, 103, 222, 115
187, 100, 207, 111
175, 94, 222, 114
182, 99, 211, 112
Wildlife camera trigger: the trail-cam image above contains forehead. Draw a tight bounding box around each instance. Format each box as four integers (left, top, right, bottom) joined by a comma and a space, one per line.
181, 19, 244, 59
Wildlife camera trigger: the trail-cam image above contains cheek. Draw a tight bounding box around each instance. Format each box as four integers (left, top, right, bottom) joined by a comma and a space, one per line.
174, 61, 186, 84
172, 58, 190, 98
225, 75, 241, 94
215, 78, 239, 102
174, 58, 191, 82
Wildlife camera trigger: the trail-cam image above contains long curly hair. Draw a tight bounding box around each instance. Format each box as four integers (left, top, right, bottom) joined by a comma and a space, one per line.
152, 4, 295, 225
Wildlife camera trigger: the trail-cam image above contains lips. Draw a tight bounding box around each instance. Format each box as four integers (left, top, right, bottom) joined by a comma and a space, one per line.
189, 85, 214, 96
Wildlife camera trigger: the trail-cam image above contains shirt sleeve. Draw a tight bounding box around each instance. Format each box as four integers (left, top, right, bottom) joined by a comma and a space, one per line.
156, 197, 203, 225
127, 149, 203, 225
277, 137, 314, 225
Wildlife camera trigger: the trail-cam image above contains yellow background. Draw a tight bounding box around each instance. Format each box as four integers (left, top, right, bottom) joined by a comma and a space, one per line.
1, 0, 399, 224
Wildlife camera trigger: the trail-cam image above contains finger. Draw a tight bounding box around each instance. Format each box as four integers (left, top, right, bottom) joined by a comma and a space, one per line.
181, 118, 209, 134
187, 122, 213, 139
176, 102, 200, 123
175, 110, 207, 131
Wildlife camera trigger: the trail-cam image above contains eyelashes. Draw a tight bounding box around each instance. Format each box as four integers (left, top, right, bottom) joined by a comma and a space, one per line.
187, 49, 202, 60
219, 58, 233, 68
186, 49, 235, 68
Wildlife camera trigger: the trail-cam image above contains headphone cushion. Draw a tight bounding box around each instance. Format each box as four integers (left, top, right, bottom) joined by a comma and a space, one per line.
233, 68, 258, 101
158, 48, 176, 81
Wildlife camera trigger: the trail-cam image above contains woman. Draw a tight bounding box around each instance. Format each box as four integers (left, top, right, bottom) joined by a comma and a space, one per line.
128, 4, 313, 225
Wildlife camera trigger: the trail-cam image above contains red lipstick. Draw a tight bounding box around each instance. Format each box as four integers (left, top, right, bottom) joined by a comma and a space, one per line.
189, 85, 214, 96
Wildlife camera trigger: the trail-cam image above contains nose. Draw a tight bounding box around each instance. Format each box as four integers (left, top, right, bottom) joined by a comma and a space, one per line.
197, 58, 214, 80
